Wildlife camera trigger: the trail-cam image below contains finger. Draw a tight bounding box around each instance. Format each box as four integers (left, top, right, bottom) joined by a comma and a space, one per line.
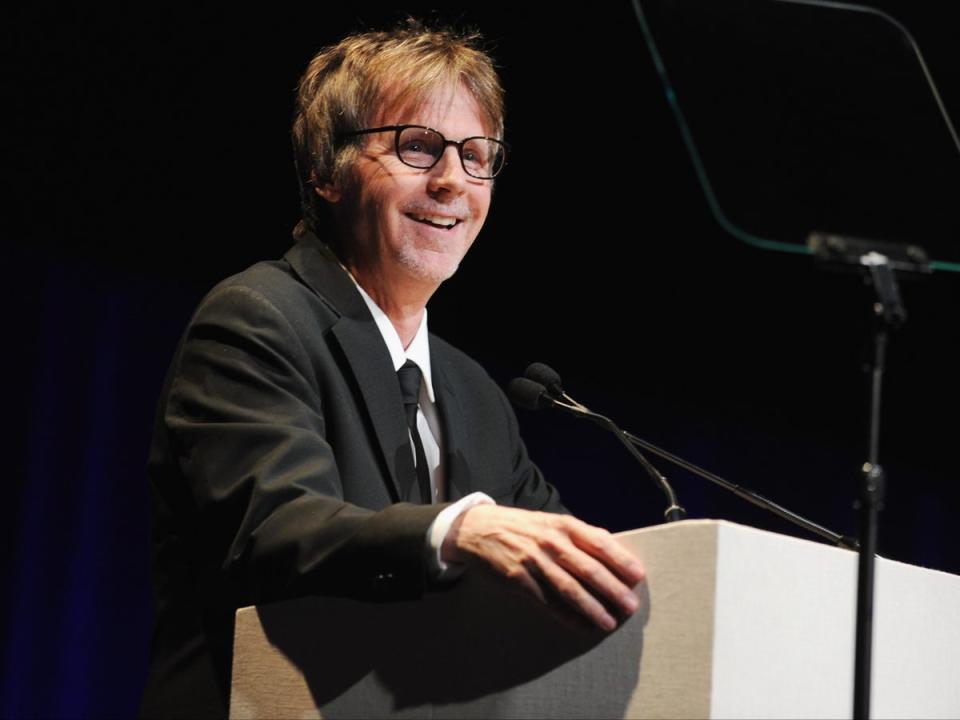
505, 561, 548, 606
488, 552, 595, 635
564, 520, 645, 585
541, 534, 640, 618
533, 551, 619, 632
560, 550, 640, 618
532, 592, 600, 635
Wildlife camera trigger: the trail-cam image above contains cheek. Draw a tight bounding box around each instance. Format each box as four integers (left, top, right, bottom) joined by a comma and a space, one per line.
359, 190, 392, 230
474, 188, 492, 222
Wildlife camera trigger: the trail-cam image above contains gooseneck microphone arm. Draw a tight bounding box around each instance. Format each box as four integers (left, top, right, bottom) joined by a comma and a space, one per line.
519, 362, 857, 550
507, 377, 686, 523
553, 397, 687, 523
620, 429, 858, 550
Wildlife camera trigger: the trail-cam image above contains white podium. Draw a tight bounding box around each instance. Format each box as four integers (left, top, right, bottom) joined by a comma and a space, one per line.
230, 519, 960, 719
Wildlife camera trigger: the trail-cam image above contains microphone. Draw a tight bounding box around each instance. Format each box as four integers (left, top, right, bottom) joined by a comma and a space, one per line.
524, 362, 566, 400
523, 362, 595, 415
507, 377, 556, 411
508, 372, 686, 523
519, 363, 858, 550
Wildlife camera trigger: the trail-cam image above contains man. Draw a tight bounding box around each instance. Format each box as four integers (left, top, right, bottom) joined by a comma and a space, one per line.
140, 21, 644, 718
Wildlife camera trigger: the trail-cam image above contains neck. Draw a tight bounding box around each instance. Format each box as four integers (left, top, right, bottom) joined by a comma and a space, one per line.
347, 267, 431, 349
377, 299, 425, 350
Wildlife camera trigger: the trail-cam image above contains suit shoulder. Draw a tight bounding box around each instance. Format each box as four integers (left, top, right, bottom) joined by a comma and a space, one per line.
429, 334, 510, 405
429, 334, 488, 378
195, 257, 336, 328
206, 259, 299, 306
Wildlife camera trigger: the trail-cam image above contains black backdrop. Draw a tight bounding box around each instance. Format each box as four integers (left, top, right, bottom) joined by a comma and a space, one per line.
3, 3, 959, 718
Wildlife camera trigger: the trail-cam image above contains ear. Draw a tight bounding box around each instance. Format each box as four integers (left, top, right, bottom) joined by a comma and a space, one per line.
309, 167, 341, 203
314, 182, 341, 203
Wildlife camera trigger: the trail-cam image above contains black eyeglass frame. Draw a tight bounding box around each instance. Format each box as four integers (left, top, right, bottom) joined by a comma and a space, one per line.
339, 124, 508, 179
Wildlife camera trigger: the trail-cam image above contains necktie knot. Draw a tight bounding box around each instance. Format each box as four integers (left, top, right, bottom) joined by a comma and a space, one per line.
397, 360, 423, 410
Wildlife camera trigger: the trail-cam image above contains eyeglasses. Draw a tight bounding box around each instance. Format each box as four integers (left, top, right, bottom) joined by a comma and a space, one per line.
339, 124, 507, 179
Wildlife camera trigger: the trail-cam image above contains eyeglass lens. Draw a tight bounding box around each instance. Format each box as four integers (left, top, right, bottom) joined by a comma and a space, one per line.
397, 127, 503, 178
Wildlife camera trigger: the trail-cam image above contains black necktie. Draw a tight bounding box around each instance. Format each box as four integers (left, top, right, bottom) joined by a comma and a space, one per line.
397, 360, 433, 504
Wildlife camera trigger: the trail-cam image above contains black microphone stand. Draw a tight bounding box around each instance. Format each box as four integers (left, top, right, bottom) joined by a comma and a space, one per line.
808, 232, 927, 720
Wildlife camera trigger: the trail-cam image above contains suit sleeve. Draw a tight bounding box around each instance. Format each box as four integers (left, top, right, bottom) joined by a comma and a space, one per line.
154, 283, 445, 605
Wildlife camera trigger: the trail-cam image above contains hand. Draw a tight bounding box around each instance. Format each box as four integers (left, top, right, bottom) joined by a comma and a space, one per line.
441, 505, 645, 632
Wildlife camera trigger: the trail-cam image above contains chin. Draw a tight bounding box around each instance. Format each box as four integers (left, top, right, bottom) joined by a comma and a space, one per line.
397, 247, 466, 286
407, 259, 462, 286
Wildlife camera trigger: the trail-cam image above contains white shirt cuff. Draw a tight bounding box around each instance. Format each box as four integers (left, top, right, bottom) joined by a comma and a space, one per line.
426, 491, 496, 579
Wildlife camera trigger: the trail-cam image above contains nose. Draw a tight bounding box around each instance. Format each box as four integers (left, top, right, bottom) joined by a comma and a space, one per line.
426, 145, 468, 198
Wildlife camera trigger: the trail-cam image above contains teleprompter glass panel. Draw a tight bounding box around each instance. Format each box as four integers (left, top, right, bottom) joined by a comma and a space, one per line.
634, 0, 960, 271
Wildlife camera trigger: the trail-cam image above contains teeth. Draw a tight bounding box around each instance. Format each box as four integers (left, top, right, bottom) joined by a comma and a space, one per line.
409, 213, 458, 227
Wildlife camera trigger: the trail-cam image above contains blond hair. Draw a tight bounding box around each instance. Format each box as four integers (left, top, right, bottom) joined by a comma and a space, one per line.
291, 20, 505, 237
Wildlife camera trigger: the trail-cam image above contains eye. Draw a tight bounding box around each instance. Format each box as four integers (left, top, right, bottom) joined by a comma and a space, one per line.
397, 128, 443, 166
462, 140, 493, 171
400, 139, 428, 154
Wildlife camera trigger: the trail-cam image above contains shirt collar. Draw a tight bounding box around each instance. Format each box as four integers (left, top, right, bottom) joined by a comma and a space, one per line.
350, 277, 436, 404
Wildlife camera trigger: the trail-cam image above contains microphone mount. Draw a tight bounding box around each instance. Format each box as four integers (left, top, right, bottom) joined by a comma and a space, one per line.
548, 395, 687, 523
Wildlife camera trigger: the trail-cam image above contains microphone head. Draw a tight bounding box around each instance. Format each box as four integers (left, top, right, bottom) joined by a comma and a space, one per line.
524, 362, 563, 397
507, 377, 554, 411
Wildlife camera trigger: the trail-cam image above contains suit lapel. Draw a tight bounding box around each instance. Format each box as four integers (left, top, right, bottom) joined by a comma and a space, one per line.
431, 349, 471, 502
330, 319, 415, 502
285, 235, 415, 502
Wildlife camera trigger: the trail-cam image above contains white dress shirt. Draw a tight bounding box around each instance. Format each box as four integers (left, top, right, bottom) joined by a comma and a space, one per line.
351, 280, 493, 575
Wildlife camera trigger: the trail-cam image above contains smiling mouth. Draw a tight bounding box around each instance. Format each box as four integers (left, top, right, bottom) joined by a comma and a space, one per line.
406, 212, 461, 229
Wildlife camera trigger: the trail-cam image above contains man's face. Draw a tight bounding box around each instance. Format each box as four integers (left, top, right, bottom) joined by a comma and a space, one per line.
326, 83, 494, 294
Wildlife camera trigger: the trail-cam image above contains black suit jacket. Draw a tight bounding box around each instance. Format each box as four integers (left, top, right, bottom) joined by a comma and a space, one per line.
139, 234, 563, 718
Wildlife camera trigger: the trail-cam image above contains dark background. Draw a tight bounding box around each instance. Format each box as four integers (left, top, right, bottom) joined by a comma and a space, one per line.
3, 2, 959, 718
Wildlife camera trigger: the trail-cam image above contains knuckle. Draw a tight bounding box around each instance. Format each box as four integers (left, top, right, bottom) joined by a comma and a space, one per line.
583, 565, 605, 587
582, 523, 611, 544
504, 565, 526, 583
555, 579, 580, 600
540, 531, 566, 555
589, 530, 621, 556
